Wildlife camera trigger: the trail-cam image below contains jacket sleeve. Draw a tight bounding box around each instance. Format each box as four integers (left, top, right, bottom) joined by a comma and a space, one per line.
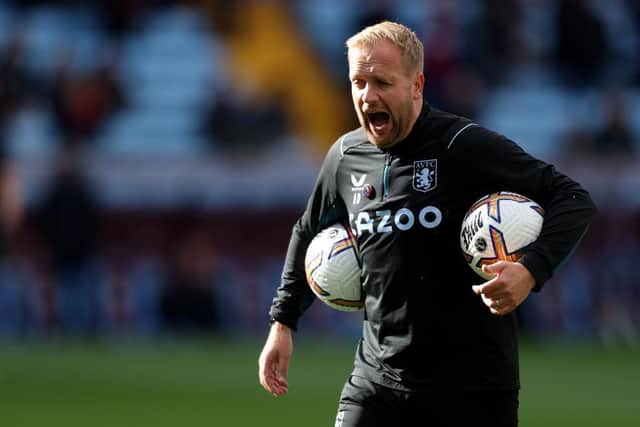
452, 125, 597, 291
269, 141, 348, 330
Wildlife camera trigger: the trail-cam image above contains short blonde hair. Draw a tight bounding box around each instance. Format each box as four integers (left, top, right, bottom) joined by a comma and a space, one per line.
346, 21, 424, 75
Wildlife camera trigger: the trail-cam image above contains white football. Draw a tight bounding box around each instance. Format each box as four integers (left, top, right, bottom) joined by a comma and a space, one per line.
304, 223, 363, 311
460, 191, 544, 280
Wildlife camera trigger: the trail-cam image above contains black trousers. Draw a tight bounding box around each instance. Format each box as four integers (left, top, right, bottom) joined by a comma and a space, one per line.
335, 375, 519, 427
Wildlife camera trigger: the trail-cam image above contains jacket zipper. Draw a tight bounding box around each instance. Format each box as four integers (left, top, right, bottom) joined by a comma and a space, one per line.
382, 154, 391, 201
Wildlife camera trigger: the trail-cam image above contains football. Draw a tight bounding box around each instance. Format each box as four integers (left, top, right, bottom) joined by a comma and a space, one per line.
304, 223, 363, 311
460, 191, 544, 280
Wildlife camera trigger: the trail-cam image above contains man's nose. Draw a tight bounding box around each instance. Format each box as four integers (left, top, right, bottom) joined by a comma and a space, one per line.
362, 84, 379, 103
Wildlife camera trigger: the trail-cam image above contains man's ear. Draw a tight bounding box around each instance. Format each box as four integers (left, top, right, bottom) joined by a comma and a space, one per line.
414, 72, 425, 98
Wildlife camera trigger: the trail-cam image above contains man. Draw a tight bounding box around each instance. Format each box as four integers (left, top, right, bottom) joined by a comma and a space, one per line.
258, 21, 596, 426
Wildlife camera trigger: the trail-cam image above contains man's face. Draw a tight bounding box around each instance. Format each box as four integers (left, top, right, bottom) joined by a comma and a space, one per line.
348, 40, 424, 149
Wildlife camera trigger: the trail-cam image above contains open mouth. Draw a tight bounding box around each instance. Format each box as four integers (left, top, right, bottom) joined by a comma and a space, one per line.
367, 111, 390, 134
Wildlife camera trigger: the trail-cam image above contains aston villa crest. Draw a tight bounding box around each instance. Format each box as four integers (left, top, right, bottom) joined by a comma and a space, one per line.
412, 159, 437, 193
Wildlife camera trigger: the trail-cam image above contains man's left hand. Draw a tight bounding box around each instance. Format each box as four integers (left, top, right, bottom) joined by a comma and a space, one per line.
471, 261, 536, 315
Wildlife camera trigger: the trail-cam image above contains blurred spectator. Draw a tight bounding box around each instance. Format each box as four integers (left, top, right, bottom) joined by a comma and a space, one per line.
423, 7, 465, 108
202, 88, 288, 152
466, 0, 524, 84
438, 65, 486, 120
160, 229, 220, 333
561, 125, 596, 160
420, 5, 486, 118
553, 0, 608, 86
36, 149, 103, 336
50, 55, 125, 146
0, 32, 32, 138
592, 90, 635, 156
98, 0, 151, 39
355, 0, 392, 30
562, 90, 636, 159
0, 148, 22, 259
0, 144, 27, 337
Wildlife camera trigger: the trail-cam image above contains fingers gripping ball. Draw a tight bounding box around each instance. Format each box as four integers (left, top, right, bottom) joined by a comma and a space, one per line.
304, 223, 364, 311
460, 192, 544, 280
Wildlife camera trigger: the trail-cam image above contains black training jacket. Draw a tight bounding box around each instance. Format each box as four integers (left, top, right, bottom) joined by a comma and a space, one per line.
269, 103, 596, 391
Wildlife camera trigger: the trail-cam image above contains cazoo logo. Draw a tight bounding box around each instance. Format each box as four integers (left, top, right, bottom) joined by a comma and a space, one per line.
349, 205, 443, 236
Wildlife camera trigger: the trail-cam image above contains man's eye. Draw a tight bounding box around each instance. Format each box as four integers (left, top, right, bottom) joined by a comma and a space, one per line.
352, 79, 365, 88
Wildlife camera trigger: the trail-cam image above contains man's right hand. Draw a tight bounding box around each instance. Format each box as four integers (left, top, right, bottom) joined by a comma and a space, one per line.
258, 320, 293, 397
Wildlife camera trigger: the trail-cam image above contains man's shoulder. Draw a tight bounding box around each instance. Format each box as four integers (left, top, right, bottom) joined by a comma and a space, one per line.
427, 108, 477, 142
318, 128, 370, 172
332, 127, 370, 157
427, 108, 507, 151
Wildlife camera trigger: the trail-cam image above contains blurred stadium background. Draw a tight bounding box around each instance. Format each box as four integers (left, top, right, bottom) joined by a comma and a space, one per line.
0, 0, 638, 426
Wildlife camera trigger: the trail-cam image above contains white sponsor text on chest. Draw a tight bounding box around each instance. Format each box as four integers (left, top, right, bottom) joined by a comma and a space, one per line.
349, 205, 443, 235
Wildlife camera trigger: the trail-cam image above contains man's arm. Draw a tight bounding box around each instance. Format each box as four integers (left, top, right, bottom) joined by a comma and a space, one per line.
258, 140, 347, 394
453, 126, 596, 313
268, 141, 348, 330
456, 126, 597, 288
258, 321, 292, 397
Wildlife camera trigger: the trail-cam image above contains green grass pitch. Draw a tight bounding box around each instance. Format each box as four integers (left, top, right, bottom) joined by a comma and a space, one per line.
0, 338, 637, 426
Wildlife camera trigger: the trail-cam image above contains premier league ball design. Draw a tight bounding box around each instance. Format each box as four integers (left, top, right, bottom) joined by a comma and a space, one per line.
460, 192, 544, 280
304, 223, 363, 311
